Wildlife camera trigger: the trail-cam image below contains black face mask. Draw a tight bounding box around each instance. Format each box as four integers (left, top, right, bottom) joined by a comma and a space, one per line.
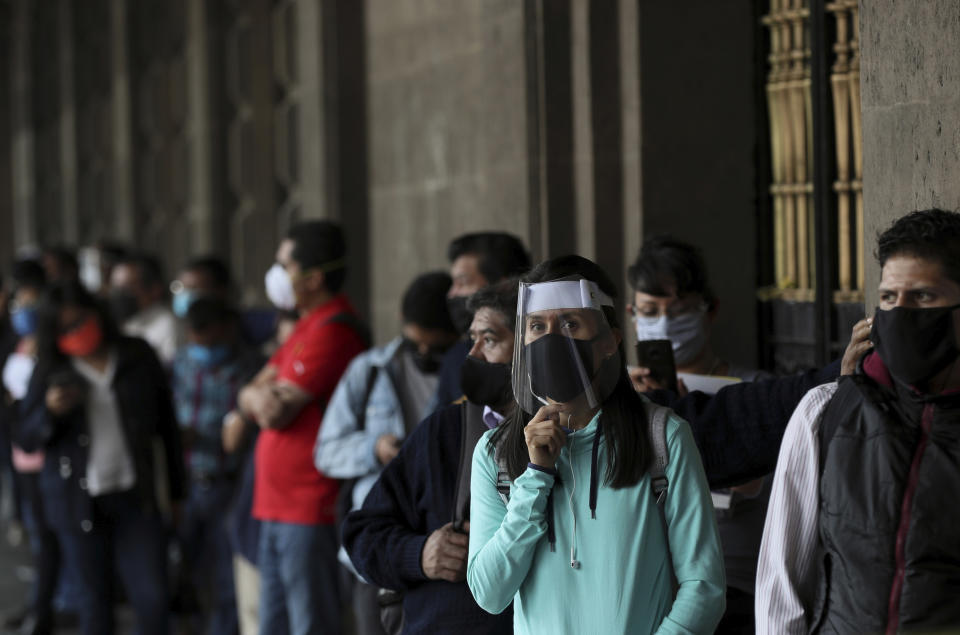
525, 333, 598, 403
446, 296, 474, 335
109, 291, 140, 324
402, 338, 446, 374
460, 355, 512, 408
870, 304, 960, 387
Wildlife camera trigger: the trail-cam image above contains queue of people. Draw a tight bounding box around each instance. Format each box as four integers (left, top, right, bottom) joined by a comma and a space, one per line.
1, 209, 959, 635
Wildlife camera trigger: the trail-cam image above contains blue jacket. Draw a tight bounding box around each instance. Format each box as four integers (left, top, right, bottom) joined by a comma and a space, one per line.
316, 337, 424, 510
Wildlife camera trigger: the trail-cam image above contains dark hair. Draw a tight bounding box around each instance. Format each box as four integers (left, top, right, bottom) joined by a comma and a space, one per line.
627, 235, 716, 307
117, 253, 165, 289
286, 220, 347, 293
185, 296, 236, 333
876, 209, 960, 285
467, 278, 519, 329
489, 255, 652, 489
11, 259, 47, 292
96, 240, 129, 260
43, 245, 79, 277
184, 256, 232, 290
35, 281, 120, 371
401, 271, 456, 332
447, 232, 530, 285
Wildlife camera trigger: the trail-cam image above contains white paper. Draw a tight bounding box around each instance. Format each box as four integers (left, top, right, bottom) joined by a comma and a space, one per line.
678, 372, 742, 395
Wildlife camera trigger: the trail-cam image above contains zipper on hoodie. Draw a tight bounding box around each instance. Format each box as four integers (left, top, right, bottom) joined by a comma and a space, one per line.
885, 402, 934, 635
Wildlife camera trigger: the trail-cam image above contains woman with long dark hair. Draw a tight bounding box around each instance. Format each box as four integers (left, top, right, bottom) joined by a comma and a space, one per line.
466, 256, 725, 634
17, 281, 185, 635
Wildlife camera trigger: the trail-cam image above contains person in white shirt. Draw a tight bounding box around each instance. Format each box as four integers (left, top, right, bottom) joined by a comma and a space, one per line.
109, 254, 180, 365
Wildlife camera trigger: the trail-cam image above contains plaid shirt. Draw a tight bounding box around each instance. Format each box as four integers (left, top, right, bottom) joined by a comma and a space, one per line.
171, 348, 247, 478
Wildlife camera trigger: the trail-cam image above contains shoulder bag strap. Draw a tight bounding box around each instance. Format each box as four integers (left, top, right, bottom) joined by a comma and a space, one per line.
452, 401, 487, 531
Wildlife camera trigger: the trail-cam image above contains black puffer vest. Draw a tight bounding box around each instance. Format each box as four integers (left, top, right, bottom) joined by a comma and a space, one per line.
812, 354, 960, 634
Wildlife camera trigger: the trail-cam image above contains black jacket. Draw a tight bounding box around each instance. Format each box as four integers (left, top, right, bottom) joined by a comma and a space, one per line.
813, 352, 960, 634
18, 336, 186, 532
342, 404, 512, 635
650, 359, 842, 489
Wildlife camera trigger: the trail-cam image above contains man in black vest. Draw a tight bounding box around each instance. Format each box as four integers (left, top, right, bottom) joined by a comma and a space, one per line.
757, 208, 960, 634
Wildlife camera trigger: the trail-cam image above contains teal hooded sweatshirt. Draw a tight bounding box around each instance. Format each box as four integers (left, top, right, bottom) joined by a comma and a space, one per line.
467, 405, 725, 634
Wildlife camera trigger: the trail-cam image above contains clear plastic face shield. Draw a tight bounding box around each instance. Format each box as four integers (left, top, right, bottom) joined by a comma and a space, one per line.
512, 278, 622, 415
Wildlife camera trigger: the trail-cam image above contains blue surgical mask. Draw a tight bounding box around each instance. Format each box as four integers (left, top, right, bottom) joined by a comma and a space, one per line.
172, 290, 197, 318
186, 344, 231, 368
10, 307, 38, 337
634, 309, 709, 366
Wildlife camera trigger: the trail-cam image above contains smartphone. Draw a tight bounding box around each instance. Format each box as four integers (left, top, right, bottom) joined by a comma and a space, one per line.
635, 339, 678, 393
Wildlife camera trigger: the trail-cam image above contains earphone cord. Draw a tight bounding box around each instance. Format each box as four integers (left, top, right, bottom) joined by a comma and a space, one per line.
566, 416, 578, 568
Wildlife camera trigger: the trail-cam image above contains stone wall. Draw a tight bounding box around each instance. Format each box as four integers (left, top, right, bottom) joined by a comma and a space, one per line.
365, 0, 530, 342
860, 1, 960, 307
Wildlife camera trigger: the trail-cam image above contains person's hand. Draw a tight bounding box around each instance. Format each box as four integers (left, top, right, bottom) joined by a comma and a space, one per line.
841, 317, 873, 376
629, 367, 688, 397
524, 404, 568, 470
421, 522, 470, 582
375, 434, 401, 465
242, 384, 285, 428
222, 410, 247, 454
46, 385, 82, 415
730, 477, 764, 498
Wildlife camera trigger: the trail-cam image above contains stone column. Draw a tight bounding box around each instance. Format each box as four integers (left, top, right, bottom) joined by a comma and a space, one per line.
619, 0, 642, 303
572, 0, 595, 259
186, 0, 215, 253
10, 0, 36, 248
294, 0, 333, 220
110, 0, 135, 241
59, 0, 79, 244
860, 0, 960, 308
366, 0, 530, 342
0, 2, 14, 262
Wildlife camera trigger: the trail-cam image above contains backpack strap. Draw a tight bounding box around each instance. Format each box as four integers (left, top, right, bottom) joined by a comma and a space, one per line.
644, 399, 678, 594
452, 401, 487, 532
333, 362, 380, 541
355, 364, 380, 433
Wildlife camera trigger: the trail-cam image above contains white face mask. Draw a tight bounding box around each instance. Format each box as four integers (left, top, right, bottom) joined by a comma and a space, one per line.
634, 309, 709, 367
265, 263, 296, 311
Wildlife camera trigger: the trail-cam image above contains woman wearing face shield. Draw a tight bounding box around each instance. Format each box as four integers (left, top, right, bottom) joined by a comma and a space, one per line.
466, 256, 725, 634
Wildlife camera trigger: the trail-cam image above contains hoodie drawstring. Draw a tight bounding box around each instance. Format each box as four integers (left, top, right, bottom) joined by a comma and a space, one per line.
544, 420, 602, 558
546, 473, 559, 552
589, 420, 601, 519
